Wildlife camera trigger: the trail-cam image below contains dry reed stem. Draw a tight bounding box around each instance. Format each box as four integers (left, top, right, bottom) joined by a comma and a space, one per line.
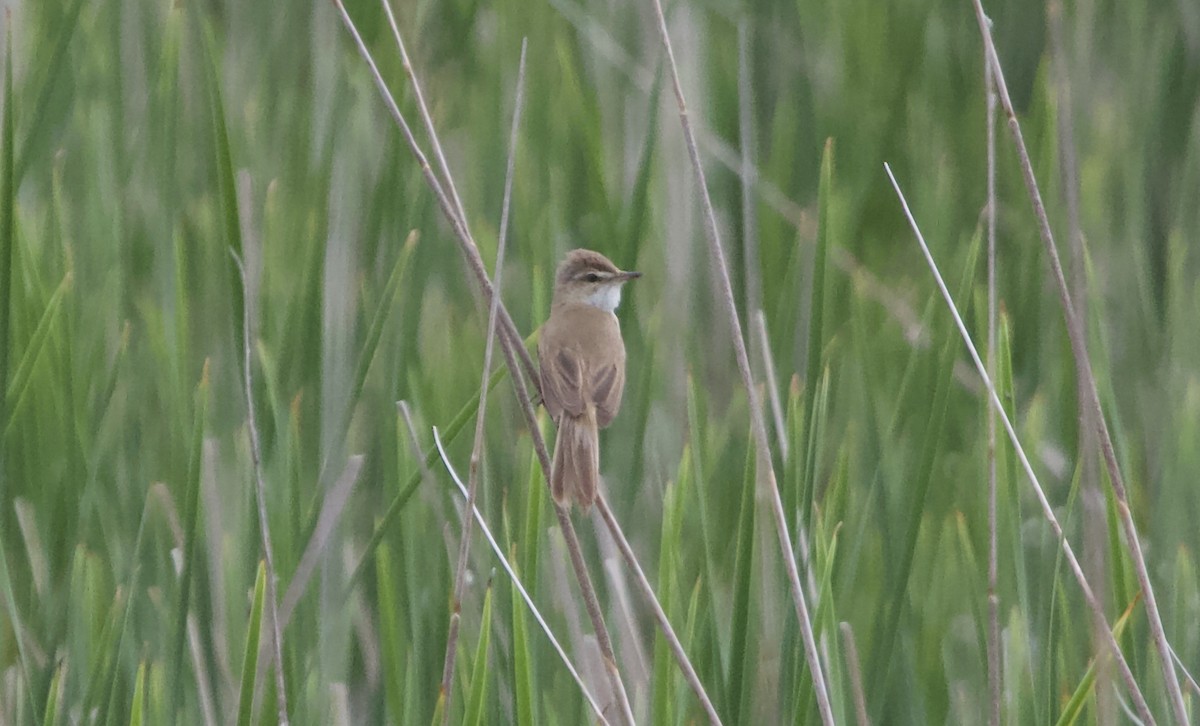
430, 427, 612, 725
737, 20, 761, 321
885, 162, 1156, 725
230, 250, 289, 725
969, 3, 1188, 721
840, 622, 871, 726
645, 0, 834, 722
983, 54, 1001, 726
330, 4, 634, 719
594, 494, 723, 724
439, 39, 527, 723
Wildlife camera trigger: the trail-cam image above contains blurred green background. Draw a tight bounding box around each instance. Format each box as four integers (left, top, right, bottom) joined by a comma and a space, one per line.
1, 0, 1199, 723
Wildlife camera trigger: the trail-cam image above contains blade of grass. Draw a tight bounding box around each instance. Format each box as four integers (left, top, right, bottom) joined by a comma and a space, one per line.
728, 437, 757, 724
13, 0, 85, 184
462, 581, 494, 726
800, 139, 834, 528
3, 271, 71, 436
169, 361, 210, 726
376, 542, 405, 723
509, 545, 536, 726
43, 661, 65, 726
195, 14, 245, 356
236, 562, 268, 726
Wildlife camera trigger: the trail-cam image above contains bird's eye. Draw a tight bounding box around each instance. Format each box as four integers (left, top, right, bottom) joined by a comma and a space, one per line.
583, 273, 601, 283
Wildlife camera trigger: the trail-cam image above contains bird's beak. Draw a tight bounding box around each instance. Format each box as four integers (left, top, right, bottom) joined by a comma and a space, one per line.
616, 270, 642, 282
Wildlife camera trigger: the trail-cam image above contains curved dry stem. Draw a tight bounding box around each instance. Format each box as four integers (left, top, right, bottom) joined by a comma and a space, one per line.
969, 2, 1187, 721
645, 0, 834, 722
885, 163, 1155, 725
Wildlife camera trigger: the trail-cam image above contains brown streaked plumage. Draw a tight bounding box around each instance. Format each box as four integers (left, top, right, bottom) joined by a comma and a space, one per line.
539, 249, 640, 509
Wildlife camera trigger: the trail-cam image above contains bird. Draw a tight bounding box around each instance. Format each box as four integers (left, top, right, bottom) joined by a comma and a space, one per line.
538, 249, 641, 510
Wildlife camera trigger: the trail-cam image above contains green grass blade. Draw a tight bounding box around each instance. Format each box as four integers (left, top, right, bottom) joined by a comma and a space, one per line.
463, 582, 494, 726
800, 138, 835, 527
727, 434, 757, 723
236, 561, 268, 726
509, 546, 536, 726
868, 228, 982, 711
194, 13, 244, 356
13, 0, 86, 184
3, 271, 71, 436
129, 660, 147, 726
377, 543, 405, 722
169, 362, 210, 724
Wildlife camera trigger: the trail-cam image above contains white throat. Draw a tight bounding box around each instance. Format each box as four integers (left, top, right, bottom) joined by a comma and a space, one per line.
585, 284, 622, 313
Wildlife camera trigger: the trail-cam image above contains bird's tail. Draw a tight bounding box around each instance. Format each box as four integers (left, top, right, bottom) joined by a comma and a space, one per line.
551, 410, 600, 510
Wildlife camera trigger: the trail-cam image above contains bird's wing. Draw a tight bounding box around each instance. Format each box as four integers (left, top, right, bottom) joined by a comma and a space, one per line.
592, 361, 624, 428
540, 345, 586, 420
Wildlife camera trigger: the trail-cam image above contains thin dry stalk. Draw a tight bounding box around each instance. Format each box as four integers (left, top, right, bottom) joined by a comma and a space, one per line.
737, 20, 761, 320
330, 6, 633, 720
379, 0, 539, 391
431, 428, 612, 725
885, 162, 1156, 724
969, 3, 1188, 721
594, 494, 723, 724
646, 1, 834, 722
839, 622, 871, 726
984, 56, 1001, 726
230, 251, 289, 725
439, 39, 528, 723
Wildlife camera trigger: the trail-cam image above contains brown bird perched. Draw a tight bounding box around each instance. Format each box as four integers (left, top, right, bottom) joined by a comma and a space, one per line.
538, 249, 641, 509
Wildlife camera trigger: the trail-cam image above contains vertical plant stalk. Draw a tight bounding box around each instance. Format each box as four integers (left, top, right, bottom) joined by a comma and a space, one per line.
594, 494, 723, 724
439, 39, 528, 724
645, 1, 834, 722
884, 163, 1156, 725
839, 622, 871, 726
983, 55, 1001, 726
230, 251, 290, 725
330, 5, 635, 721
969, 3, 1188, 721
737, 20, 761, 322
